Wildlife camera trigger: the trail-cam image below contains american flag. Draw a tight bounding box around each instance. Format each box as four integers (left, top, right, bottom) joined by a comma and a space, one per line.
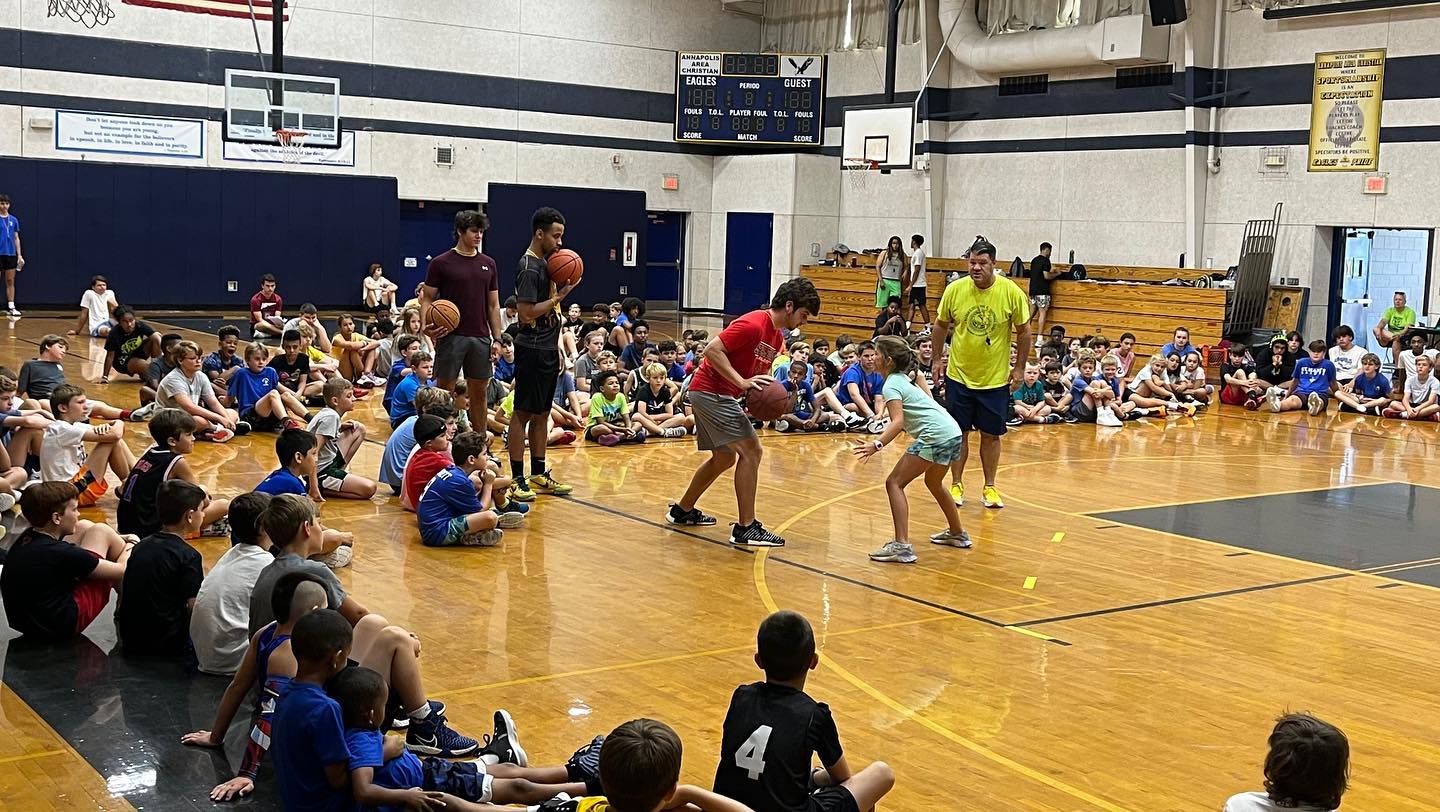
122, 0, 289, 21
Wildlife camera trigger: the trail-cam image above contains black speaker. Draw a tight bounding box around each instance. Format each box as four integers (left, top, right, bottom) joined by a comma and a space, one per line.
1149, 0, 1186, 25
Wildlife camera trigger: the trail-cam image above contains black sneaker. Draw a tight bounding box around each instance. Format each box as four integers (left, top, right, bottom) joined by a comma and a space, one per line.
1061, 413, 1079, 423
565, 734, 606, 795
731, 521, 785, 547
477, 709, 528, 767
234, 420, 251, 436
666, 503, 717, 526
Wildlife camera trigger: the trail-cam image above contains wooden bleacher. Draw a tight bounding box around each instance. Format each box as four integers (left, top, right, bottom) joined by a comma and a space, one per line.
800, 255, 1226, 358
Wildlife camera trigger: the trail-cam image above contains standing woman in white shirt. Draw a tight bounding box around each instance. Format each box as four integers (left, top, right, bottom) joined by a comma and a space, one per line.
905, 234, 929, 332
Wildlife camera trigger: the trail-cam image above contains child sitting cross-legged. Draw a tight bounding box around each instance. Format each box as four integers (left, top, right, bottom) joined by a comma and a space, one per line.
190, 492, 275, 676
157, 340, 247, 442
41, 383, 136, 507
117, 407, 230, 538
402, 415, 522, 525
1382, 353, 1440, 421
1127, 355, 1194, 417
382, 334, 423, 413
630, 362, 692, 438
1175, 351, 1213, 406
333, 666, 602, 809
307, 377, 377, 500
775, 357, 833, 433
1008, 362, 1057, 425
330, 313, 386, 387
1223, 713, 1347, 812
713, 611, 893, 812
1041, 361, 1075, 422
1072, 355, 1136, 427
587, 370, 646, 446
389, 349, 435, 428
417, 430, 517, 547
0, 482, 136, 640
229, 341, 308, 432
203, 325, 244, 399
254, 429, 356, 566
1335, 353, 1392, 416
1220, 344, 1266, 409
116, 480, 207, 658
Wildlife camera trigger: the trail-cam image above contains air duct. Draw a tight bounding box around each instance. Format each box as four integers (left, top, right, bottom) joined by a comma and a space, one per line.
937, 0, 1164, 74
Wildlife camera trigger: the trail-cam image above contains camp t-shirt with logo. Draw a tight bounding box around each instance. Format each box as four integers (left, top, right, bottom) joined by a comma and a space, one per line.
690, 309, 783, 399
937, 274, 1030, 390
1383, 305, 1417, 332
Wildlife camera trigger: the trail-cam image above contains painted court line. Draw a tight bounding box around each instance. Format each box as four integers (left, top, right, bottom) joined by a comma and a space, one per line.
0, 748, 68, 766
1013, 572, 1353, 627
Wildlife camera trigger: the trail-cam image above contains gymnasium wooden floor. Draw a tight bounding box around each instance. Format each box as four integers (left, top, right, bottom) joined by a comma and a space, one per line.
1, 315, 1438, 810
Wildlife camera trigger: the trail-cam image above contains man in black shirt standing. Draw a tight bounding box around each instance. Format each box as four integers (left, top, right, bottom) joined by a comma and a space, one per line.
509, 207, 576, 502
713, 611, 894, 812
1028, 241, 1060, 344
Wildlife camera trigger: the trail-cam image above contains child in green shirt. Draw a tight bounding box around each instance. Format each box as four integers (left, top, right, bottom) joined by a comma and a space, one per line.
587, 370, 646, 446
1009, 363, 1057, 425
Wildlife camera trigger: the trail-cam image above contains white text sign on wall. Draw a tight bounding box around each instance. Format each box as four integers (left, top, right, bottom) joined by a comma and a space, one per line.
55, 110, 205, 158
222, 132, 356, 167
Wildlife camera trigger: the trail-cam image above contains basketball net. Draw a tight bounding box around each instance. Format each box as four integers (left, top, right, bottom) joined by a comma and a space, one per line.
843, 158, 879, 193
275, 129, 311, 165
48, 0, 114, 27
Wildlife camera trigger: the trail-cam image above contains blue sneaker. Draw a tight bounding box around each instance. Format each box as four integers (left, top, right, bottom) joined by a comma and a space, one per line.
406, 709, 478, 758
497, 497, 530, 516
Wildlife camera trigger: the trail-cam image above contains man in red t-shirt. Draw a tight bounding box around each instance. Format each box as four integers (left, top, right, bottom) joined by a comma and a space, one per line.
419, 210, 503, 436
249, 274, 284, 339
668, 278, 820, 546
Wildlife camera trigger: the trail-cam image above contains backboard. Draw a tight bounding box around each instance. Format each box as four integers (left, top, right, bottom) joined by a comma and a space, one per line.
224, 69, 340, 148
841, 104, 915, 171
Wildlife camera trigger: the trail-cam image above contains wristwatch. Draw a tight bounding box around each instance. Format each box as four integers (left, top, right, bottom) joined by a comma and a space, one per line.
872, 440, 883, 451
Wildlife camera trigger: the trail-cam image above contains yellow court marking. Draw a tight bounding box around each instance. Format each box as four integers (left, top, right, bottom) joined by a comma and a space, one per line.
1023, 576, 1038, 590
1051, 532, 1065, 543
1005, 625, 1062, 643
752, 551, 1129, 812
0, 748, 67, 766
432, 614, 957, 700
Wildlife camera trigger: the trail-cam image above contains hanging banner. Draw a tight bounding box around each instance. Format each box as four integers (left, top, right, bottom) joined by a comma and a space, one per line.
1308, 48, 1385, 172
222, 132, 356, 167
55, 110, 204, 158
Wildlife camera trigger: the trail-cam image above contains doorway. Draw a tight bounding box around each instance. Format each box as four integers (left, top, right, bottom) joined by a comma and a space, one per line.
646, 212, 685, 310
1331, 227, 1432, 352
724, 212, 774, 318
398, 201, 478, 298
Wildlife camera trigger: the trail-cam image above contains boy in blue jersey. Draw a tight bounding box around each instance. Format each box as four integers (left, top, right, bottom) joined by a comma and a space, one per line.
1335, 352, 1392, 415
1267, 340, 1338, 415
389, 351, 434, 428
230, 342, 307, 432
333, 666, 597, 810
271, 609, 355, 812
836, 342, 885, 421
204, 326, 245, 398
382, 335, 422, 413
417, 431, 506, 547
776, 358, 821, 433
256, 428, 322, 501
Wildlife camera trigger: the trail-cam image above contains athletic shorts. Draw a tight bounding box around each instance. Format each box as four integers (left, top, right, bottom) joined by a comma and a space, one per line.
1219, 385, 1252, 406
943, 378, 1009, 436
909, 285, 927, 306
690, 389, 755, 451
0, 255, 16, 272
1029, 294, 1052, 310
512, 343, 560, 416
908, 436, 963, 465
73, 549, 112, 633
435, 333, 493, 382
807, 785, 860, 812
318, 461, 349, 492
876, 278, 902, 309
434, 516, 479, 546
241, 406, 283, 433
423, 757, 493, 802
89, 320, 114, 337
1071, 401, 1097, 423
69, 467, 99, 506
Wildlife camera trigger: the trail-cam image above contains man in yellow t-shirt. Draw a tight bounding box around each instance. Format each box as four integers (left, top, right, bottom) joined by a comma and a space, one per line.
929, 239, 1031, 510
1373, 289, 1418, 368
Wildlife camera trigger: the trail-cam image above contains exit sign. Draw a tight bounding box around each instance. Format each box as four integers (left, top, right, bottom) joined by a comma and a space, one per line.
1363, 173, 1388, 194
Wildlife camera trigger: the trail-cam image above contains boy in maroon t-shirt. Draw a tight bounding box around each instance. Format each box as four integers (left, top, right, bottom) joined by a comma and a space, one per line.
419, 210, 502, 438
667, 279, 820, 547
250, 274, 284, 339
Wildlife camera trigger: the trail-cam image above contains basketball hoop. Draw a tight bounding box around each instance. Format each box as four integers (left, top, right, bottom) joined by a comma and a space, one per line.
274, 129, 311, 165
843, 158, 880, 193
48, 0, 114, 27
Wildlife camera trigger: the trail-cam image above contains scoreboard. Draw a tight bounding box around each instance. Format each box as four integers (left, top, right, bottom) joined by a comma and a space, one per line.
674, 52, 826, 146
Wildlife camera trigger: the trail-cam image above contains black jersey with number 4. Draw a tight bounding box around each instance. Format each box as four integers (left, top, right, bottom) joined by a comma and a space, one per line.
713, 682, 844, 812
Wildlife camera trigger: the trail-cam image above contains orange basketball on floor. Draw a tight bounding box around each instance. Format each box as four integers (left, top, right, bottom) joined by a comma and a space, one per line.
746, 380, 790, 422
547, 249, 584, 287
429, 299, 461, 333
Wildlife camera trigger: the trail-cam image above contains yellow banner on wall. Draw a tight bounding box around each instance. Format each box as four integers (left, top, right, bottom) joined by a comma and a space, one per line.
1308, 48, 1385, 172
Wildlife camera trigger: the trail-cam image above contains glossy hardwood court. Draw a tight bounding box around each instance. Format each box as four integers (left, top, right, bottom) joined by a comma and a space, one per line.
1, 315, 1438, 810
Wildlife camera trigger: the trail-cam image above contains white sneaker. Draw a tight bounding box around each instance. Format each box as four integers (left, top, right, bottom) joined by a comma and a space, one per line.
6, 306, 20, 318
774, 419, 791, 433
930, 528, 973, 548
128, 401, 159, 422
866, 416, 889, 434
1266, 389, 1283, 413
494, 510, 526, 529
1096, 406, 1124, 427
0, 491, 15, 513
315, 545, 354, 568
1307, 392, 1325, 416
869, 540, 917, 563
662, 426, 686, 438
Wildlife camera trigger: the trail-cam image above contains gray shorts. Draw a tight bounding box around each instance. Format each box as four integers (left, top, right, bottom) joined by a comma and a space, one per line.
435, 333, 493, 382
690, 390, 756, 451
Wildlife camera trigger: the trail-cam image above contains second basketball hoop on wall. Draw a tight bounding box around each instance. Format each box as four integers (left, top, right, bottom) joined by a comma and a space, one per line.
841, 104, 915, 171
223, 68, 341, 149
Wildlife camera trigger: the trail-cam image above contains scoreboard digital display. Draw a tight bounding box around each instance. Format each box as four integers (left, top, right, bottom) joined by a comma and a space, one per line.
675, 52, 826, 146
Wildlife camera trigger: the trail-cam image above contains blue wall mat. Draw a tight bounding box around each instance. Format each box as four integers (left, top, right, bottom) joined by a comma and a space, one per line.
483, 184, 647, 306
0, 156, 399, 309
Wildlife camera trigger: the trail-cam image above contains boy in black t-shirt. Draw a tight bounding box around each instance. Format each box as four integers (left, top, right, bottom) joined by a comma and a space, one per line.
0, 481, 135, 640
268, 329, 313, 395
117, 479, 206, 657
713, 611, 894, 812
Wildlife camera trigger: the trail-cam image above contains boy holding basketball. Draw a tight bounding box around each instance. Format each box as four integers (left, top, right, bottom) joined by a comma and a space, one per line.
667, 278, 819, 547
509, 207, 577, 501
420, 209, 502, 443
